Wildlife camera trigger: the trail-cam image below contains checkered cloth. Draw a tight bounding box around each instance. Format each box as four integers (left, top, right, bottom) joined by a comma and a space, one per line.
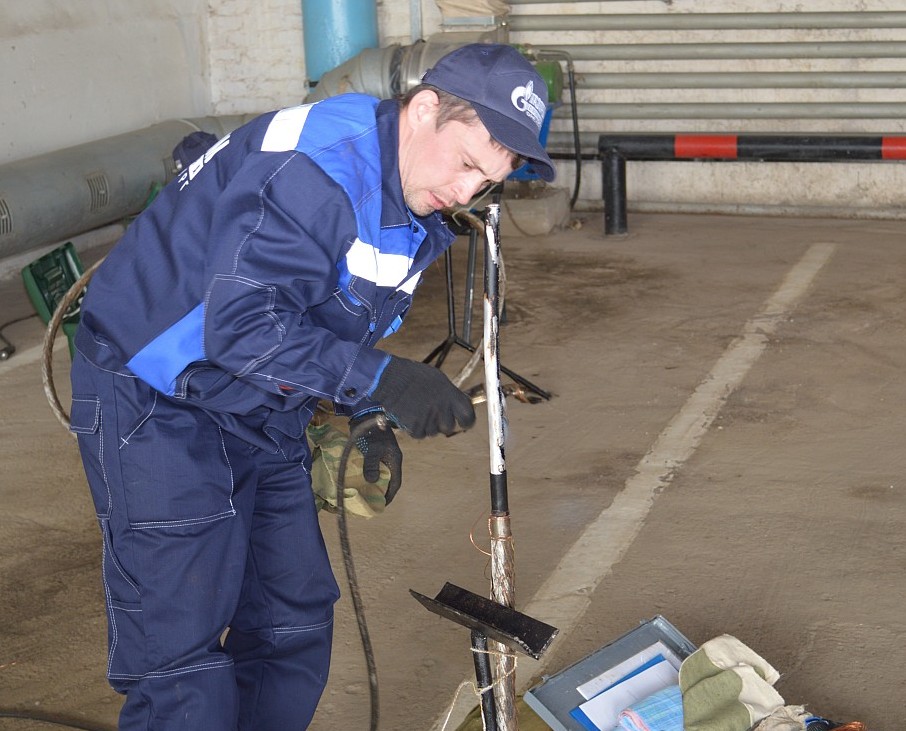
618, 684, 683, 731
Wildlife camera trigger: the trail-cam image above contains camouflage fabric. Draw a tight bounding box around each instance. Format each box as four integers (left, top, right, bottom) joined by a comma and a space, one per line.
307, 421, 390, 518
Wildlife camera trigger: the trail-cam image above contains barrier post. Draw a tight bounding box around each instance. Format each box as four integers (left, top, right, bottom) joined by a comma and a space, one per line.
602, 148, 628, 236
598, 133, 906, 236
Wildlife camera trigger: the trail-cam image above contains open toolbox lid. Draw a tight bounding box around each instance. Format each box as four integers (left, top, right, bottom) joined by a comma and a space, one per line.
524, 615, 696, 731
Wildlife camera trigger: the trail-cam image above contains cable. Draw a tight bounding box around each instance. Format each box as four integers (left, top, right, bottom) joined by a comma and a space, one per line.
335, 414, 386, 731
0, 313, 39, 360
0, 313, 38, 334
526, 48, 582, 211
0, 709, 114, 731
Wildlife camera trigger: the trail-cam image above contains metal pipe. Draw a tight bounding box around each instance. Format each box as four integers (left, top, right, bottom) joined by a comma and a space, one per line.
507, 11, 906, 32
531, 41, 906, 61
409, 0, 422, 43
574, 71, 906, 90
602, 150, 626, 237
304, 44, 402, 103
556, 102, 906, 120
304, 37, 481, 103
482, 203, 516, 731
302, 0, 378, 83
599, 133, 906, 161
0, 116, 250, 260
489, 515, 516, 731
462, 227, 478, 344
598, 133, 906, 236
547, 131, 604, 153
510, 0, 667, 3
483, 205, 507, 517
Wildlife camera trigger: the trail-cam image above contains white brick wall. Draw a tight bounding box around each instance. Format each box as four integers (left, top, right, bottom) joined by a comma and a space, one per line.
0, 0, 433, 163
207, 0, 307, 116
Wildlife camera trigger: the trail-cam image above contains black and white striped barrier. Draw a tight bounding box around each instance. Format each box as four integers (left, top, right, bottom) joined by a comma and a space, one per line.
598, 133, 906, 235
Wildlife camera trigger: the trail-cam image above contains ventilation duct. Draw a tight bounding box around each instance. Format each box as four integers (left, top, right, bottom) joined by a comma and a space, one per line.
304, 31, 502, 103
0, 116, 251, 261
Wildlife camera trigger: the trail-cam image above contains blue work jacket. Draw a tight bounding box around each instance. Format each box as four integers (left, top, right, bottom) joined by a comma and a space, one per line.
76, 95, 455, 438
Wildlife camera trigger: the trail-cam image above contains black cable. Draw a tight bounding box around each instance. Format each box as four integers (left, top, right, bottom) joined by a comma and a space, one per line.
530, 49, 582, 210
0, 313, 38, 334
564, 57, 582, 211
336, 414, 386, 731
0, 709, 114, 731
0, 313, 38, 359
470, 630, 497, 731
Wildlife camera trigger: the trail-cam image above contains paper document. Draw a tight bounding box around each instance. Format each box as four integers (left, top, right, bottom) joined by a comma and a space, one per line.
570, 656, 678, 731
576, 641, 683, 700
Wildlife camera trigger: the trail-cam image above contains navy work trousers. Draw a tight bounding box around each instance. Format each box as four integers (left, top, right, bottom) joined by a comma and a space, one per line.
70, 354, 340, 730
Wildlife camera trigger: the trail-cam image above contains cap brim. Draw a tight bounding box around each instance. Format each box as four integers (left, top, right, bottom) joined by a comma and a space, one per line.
471, 102, 556, 183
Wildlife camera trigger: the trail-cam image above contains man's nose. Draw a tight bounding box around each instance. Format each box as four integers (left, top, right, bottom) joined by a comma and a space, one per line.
453, 174, 486, 205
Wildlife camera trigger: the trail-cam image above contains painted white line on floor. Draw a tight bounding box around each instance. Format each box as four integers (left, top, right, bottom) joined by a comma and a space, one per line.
433, 242, 836, 730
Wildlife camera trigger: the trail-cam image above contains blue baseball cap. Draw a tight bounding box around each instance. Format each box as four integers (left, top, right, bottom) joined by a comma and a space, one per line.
421, 43, 556, 183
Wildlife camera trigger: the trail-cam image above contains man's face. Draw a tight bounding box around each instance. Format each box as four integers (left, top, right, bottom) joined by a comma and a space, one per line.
399, 92, 516, 217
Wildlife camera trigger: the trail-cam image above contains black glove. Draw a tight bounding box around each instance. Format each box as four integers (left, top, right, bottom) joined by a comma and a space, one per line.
350, 414, 403, 504
370, 356, 476, 439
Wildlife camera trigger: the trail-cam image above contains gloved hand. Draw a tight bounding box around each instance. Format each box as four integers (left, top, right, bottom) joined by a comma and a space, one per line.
370, 356, 476, 439
350, 414, 403, 504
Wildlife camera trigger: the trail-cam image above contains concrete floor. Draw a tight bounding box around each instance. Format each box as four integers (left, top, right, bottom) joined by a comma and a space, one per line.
1, 211, 903, 730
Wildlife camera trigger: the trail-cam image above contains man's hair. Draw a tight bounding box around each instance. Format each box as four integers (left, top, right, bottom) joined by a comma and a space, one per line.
401, 84, 479, 127
400, 84, 524, 168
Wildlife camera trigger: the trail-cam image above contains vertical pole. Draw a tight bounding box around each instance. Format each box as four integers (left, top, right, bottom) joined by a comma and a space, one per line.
434, 247, 457, 369
602, 149, 627, 236
302, 0, 378, 84
483, 204, 517, 731
462, 226, 479, 344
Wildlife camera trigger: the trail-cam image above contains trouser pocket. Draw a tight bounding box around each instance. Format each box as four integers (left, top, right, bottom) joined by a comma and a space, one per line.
98, 518, 146, 689
118, 394, 237, 529
70, 394, 111, 517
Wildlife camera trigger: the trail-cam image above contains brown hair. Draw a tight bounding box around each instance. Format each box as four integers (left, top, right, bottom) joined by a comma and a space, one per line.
401, 84, 479, 127
400, 84, 524, 168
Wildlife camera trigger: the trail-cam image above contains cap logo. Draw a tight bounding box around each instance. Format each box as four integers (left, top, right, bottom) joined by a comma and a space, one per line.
510, 79, 545, 131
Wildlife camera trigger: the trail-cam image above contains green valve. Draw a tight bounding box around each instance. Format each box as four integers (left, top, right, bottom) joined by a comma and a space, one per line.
533, 60, 564, 104
513, 45, 564, 104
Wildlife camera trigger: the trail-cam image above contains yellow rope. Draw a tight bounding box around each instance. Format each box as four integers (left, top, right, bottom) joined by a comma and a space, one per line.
438, 647, 519, 731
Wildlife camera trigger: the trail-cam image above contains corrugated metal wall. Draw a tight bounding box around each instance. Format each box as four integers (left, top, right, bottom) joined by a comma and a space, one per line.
507, 2, 906, 151
504, 2, 906, 215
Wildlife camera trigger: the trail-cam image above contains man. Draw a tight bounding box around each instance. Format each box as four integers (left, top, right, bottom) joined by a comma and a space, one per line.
69, 43, 555, 730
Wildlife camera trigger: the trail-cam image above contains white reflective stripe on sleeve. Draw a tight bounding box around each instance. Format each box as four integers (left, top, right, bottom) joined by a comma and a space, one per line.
261, 105, 314, 152
345, 238, 414, 288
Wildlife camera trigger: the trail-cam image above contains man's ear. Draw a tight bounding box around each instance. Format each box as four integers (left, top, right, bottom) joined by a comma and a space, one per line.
404, 89, 440, 128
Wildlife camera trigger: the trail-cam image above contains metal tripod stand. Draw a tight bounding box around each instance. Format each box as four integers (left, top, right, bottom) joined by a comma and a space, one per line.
422, 223, 551, 401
